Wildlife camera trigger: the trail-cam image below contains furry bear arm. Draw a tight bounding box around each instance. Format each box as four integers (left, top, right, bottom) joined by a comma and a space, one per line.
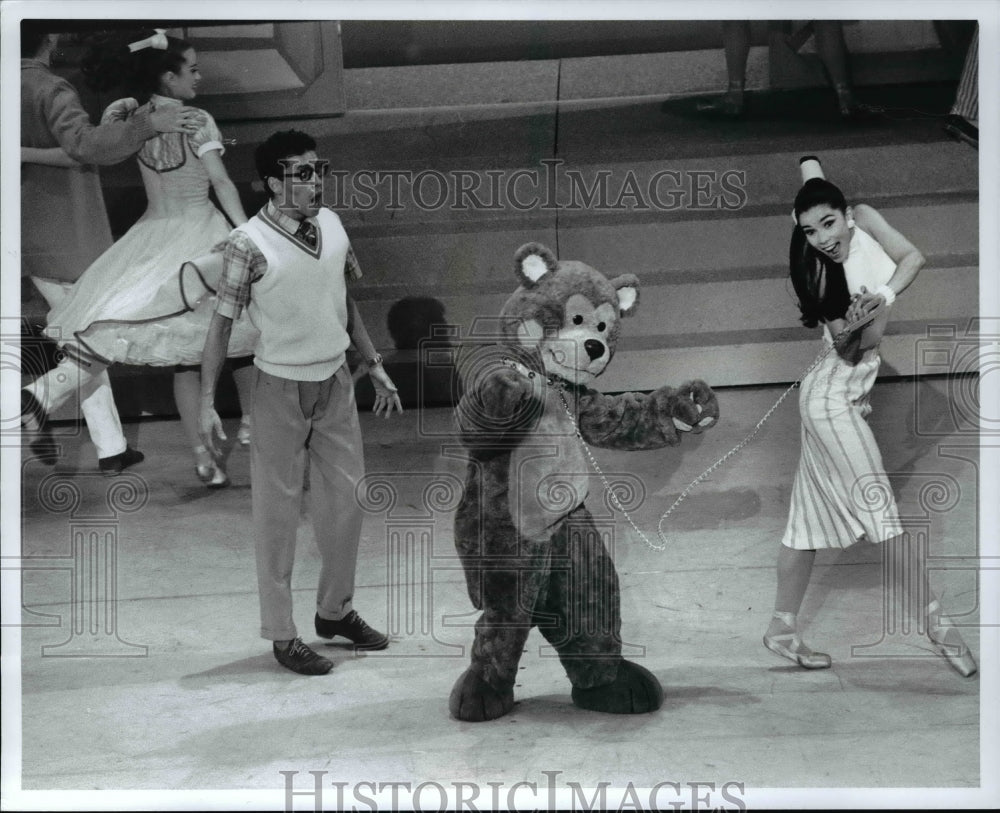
572, 380, 719, 451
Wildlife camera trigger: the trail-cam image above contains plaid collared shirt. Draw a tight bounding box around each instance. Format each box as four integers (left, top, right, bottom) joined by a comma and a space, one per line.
215, 201, 362, 320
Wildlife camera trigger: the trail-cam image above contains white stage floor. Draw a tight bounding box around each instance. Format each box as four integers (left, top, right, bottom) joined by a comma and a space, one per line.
6, 378, 991, 809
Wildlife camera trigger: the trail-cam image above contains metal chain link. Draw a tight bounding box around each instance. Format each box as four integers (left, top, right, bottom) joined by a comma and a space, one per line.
554, 384, 657, 546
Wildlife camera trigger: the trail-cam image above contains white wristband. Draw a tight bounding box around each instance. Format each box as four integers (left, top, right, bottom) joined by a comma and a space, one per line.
875, 284, 896, 306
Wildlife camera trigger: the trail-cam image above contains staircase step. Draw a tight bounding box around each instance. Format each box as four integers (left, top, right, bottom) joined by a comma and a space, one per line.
312, 139, 977, 237
348, 200, 977, 302
597, 329, 969, 391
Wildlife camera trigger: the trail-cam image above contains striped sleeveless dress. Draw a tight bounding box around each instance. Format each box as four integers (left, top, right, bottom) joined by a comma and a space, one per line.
781, 226, 905, 550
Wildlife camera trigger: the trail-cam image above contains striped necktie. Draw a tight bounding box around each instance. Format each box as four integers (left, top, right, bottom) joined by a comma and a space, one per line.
295, 219, 317, 248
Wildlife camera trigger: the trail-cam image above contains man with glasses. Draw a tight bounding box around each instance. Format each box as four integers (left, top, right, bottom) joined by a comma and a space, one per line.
198, 129, 402, 675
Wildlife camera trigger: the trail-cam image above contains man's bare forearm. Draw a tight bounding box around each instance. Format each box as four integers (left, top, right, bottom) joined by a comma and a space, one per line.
201, 311, 234, 405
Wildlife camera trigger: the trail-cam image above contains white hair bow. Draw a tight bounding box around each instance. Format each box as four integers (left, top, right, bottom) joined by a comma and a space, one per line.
128, 28, 168, 52
792, 155, 827, 224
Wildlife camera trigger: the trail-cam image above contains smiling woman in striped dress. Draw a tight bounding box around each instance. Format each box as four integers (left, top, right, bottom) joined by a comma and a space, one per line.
762, 156, 977, 677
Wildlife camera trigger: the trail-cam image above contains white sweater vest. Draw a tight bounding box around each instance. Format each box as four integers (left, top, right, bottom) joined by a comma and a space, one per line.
238, 208, 351, 381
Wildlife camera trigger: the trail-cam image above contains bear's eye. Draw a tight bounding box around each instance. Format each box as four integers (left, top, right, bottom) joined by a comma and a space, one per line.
572, 314, 584, 325
597, 321, 606, 332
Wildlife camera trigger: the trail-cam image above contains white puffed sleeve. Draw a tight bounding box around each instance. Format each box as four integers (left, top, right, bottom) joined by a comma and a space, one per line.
188, 109, 225, 157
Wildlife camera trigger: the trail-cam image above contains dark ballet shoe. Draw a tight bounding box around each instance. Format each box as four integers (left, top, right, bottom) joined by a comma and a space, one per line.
99, 445, 144, 477
571, 660, 664, 714
21, 389, 58, 465
30, 438, 59, 466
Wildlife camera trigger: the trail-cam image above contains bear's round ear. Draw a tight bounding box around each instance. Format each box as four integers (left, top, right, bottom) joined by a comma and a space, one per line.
514, 242, 558, 287
610, 274, 640, 316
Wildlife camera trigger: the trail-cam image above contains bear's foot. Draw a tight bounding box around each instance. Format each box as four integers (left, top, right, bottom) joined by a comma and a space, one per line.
449, 667, 515, 722
570, 660, 663, 714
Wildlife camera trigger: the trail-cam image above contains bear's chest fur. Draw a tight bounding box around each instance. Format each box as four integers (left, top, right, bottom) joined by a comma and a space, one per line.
503, 385, 590, 541
461, 380, 592, 544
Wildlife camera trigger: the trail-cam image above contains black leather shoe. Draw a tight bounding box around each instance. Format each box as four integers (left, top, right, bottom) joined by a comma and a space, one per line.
21, 389, 57, 465
273, 638, 333, 675
315, 611, 388, 650
98, 445, 145, 477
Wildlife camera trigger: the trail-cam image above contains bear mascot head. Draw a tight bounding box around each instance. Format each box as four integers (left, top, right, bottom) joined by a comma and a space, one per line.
498, 241, 639, 386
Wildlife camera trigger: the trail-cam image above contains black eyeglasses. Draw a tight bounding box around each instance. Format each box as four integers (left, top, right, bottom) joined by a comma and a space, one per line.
279, 160, 330, 182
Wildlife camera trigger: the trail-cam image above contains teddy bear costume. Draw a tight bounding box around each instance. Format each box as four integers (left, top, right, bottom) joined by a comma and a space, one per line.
449, 243, 720, 721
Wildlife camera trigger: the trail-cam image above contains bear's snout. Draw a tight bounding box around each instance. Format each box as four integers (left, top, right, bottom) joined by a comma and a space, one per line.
584, 339, 605, 361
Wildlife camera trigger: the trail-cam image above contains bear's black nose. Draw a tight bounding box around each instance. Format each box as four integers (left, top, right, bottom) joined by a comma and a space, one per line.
584, 339, 605, 361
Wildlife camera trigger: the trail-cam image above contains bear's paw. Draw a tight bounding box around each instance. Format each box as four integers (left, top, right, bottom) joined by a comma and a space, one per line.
570, 660, 664, 714
449, 667, 516, 722
666, 380, 720, 433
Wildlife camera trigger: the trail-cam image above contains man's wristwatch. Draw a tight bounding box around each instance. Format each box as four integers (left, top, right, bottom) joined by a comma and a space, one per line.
367, 352, 383, 368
